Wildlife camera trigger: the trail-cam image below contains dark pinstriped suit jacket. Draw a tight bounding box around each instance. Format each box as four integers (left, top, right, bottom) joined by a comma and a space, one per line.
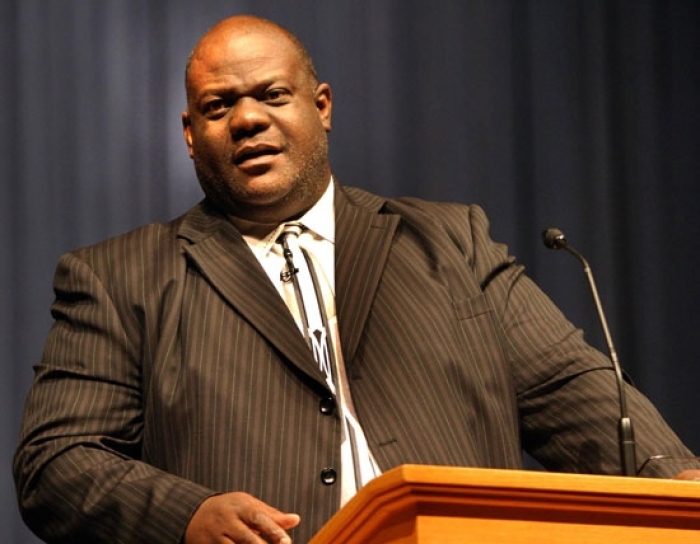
14, 184, 697, 543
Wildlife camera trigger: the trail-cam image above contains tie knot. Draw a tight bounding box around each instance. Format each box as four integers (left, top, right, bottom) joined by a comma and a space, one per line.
277, 222, 304, 243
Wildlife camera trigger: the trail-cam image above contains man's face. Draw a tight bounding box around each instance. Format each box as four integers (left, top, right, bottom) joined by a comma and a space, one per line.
182, 26, 332, 223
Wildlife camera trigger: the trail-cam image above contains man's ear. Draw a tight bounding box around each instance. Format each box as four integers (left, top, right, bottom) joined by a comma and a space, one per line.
182, 111, 194, 158
315, 83, 332, 132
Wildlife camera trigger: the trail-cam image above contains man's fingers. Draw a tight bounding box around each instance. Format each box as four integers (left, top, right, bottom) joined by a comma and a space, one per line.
245, 510, 298, 543
277, 513, 301, 531
184, 492, 300, 544
674, 469, 700, 481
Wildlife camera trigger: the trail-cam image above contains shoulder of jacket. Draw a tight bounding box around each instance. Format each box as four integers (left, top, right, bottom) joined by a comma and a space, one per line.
70, 205, 196, 261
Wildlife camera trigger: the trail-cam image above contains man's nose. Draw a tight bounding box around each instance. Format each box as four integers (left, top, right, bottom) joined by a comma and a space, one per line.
229, 97, 271, 139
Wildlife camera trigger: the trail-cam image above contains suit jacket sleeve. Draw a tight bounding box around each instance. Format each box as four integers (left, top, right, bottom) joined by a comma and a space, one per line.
439, 202, 697, 476
13, 247, 215, 543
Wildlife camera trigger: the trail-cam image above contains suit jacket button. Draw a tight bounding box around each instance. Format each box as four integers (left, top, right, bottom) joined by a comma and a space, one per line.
320, 468, 337, 485
319, 397, 336, 415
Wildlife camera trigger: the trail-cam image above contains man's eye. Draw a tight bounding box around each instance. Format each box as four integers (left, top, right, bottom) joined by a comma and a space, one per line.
265, 89, 290, 104
203, 99, 228, 116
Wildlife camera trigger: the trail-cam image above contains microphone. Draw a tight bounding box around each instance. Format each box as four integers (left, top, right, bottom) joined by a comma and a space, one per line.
542, 227, 637, 476
280, 241, 299, 282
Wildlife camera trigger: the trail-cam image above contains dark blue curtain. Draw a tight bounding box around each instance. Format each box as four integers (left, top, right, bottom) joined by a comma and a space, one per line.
3, 1, 699, 541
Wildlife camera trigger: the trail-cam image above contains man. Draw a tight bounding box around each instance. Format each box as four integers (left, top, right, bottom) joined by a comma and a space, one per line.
13, 15, 700, 544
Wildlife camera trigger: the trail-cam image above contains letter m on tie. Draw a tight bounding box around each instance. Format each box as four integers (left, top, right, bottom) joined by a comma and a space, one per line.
309, 328, 332, 381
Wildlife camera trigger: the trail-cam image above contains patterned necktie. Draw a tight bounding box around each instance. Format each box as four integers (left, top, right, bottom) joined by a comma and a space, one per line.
278, 223, 335, 391
277, 222, 380, 504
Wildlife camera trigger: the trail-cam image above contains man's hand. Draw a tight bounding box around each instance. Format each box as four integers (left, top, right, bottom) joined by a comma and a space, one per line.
184, 492, 301, 543
674, 470, 700, 481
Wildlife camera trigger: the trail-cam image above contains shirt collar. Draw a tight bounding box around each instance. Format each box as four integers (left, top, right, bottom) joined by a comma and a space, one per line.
300, 178, 335, 244
244, 178, 335, 255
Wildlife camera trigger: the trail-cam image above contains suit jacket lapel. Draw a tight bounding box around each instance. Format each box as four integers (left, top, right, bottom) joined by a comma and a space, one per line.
335, 186, 400, 367
177, 202, 329, 391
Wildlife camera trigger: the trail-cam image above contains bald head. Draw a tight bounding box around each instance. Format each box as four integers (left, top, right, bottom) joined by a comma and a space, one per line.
185, 16, 318, 99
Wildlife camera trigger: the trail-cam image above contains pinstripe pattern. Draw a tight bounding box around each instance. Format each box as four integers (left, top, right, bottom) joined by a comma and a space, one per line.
14, 186, 697, 543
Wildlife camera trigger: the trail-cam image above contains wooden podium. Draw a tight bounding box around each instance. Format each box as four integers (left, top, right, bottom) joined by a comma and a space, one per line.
309, 465, 700, 543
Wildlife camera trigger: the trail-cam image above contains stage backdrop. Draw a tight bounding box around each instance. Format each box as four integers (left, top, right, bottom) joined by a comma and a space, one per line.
2, 1, 699, 542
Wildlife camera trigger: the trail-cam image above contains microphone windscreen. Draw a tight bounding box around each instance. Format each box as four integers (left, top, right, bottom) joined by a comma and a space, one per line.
542, 227, 566, 249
